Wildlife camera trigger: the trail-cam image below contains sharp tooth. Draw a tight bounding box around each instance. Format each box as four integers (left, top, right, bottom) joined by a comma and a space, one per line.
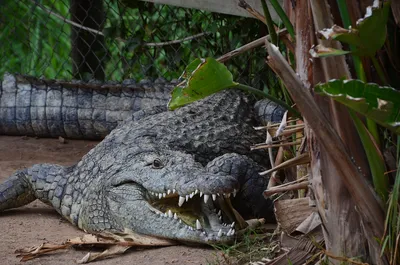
231, 229, 235, 235
227, 229, 232, 236
158, 193, 162, 199
167, 189, 171, 195
179, 219, 182, 224
231, 222, 235, 228
190, 192, 195, 198
233, 189, 237, 197
196, 219, 202, 230
173, 189, 176, 194
219, 216, 222, 222
217, 229, 222, 237
212, 194, 217, 201
178, 196, 185, 207
162, 193, 166, 198
164, 212, 168, 218
168, 210, 173, 218
200, 191, 203, 197
195, 189, 199, 195
218, 210, 221, 216
174, 213, 178, 219
204, 194, 210, 203
185, 195, 189, 201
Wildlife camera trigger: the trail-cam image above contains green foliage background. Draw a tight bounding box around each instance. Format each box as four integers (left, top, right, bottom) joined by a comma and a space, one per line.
0, 0, 280, 92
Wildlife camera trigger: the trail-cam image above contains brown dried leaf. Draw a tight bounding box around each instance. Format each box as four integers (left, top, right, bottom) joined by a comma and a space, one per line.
15, 242, 69, 261
15, 230, 176, 263
77, 245, 131, 264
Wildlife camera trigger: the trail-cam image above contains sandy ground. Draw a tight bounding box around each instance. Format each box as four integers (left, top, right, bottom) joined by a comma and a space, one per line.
0, 136, 222, 265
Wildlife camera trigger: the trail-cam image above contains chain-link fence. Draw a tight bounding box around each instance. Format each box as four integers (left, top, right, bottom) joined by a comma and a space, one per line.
0, 0, 280, 91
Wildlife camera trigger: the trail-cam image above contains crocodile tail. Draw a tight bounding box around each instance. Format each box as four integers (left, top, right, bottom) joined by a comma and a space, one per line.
0, 73, 173, 139
0, 170, 36, 211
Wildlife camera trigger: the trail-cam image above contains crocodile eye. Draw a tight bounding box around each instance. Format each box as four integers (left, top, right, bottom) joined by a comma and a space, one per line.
152, 159, 163, 169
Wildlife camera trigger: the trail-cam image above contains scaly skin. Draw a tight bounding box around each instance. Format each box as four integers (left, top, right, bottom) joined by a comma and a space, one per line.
0, 83, 285, 243
0, 73, 173, 139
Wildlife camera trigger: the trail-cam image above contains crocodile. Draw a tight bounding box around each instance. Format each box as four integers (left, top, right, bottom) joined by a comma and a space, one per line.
0, 73, 284, 244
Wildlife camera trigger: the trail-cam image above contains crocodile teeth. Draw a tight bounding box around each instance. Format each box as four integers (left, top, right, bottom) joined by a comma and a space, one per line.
173, 189, 176, 194
168, 210, 173, 218
178, 196, 185, 207
185, 195, 189, 201
227, 229, 233, 236
217, 229, 222, 237
189, 192, 195, 198
212, 194, 217, 201
200, 191, 203, 197
167, 189, 171, 195
219, 216, 222, 222
162, 193, 166, 198
164, 212, 168, 218
196, 219, 202, 230
231, 222, 235, 228
204, 194, 210, 203
217, 210, 221, 216
174, 213, 178, 219
158, 193, 162, 199
195, 189, 199, 195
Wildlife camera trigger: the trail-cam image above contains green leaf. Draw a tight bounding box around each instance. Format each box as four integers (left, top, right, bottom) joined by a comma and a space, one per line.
178, 58, 203, 80
349, 110, 388, 202
318, 1, 390, 56
168, 58, 238, 110
309, 44, 352, 58
315, 79, 400, 134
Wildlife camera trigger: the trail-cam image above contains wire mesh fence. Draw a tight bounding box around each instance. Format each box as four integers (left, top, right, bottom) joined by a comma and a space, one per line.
0, 0, 280, 91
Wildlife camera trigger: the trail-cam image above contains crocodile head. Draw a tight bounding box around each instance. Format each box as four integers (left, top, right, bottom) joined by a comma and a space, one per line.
96, 142, 245, 244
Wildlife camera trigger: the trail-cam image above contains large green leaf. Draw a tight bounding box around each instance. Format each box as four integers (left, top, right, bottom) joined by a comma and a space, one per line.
317, 1, 390, 57
314, 79, 400, 134
168, 58, 238, 110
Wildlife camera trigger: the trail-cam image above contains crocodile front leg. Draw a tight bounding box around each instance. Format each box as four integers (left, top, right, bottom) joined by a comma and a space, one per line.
206, 153, 274, 222
0, 171, 36, 211
0, 164, 79, 222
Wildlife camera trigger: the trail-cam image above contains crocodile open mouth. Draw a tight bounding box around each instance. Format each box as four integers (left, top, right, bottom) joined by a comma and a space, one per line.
146, 189, 247, 239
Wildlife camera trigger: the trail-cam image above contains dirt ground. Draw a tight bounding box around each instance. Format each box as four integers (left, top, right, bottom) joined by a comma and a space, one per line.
0, 136, 222, 265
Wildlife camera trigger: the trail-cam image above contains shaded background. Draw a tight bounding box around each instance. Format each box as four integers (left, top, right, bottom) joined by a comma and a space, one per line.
0, 0, 283, 96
